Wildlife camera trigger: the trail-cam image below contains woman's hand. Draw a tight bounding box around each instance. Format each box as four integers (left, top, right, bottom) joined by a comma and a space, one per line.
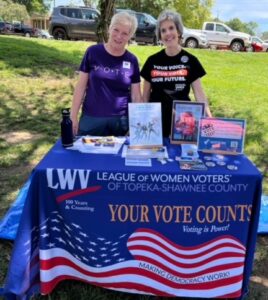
70, 71, 89, 136
71, 116, 79, 136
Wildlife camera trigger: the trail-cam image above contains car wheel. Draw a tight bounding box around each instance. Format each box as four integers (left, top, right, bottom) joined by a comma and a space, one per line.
185, 38, 198, 48
230, 41, 243, 52
53, 28, 67, 40
25, 32, 31, 38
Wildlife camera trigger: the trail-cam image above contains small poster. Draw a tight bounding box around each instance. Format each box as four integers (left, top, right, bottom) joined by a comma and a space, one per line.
170, 101, 205, 144
197, 117, 246, 155
128, 103, 163, 148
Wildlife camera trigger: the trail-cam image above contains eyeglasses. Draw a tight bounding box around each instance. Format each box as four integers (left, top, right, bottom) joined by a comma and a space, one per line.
160, 25, 176, 34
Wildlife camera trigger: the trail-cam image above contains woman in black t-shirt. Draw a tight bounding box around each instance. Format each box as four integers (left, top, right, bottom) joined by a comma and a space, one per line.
141, 9, 212, 137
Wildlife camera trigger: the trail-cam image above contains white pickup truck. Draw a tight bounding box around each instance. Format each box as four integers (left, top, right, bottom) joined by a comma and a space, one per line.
195, 22, 252, 52
182, 27, 208, 49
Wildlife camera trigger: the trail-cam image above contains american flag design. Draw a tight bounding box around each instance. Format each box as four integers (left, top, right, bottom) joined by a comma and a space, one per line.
16, 210, 246, 298
200, 119, 245, 139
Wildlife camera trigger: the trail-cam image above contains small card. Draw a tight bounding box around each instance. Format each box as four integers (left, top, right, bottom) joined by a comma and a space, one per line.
179, 159, 207, 171
125, 158, 152, 167
181, 144, 199, 159
122, 145, 168, 159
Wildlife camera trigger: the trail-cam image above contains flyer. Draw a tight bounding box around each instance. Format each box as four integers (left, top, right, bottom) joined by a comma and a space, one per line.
197, 117, 246, 155
128, 103, 163, 148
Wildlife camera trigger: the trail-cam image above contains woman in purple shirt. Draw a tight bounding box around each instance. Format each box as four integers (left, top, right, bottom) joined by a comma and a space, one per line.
71, 11, 142, 136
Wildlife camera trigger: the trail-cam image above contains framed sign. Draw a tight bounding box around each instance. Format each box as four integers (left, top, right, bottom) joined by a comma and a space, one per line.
197, 117, 246, 155
170, 101, 205, 144
128, 103, 163, 148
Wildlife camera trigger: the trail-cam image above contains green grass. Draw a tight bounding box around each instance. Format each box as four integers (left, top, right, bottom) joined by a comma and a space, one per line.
0, 35, 268, 299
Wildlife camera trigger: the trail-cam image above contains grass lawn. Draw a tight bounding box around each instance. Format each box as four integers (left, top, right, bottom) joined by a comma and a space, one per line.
0, 35, 268, 299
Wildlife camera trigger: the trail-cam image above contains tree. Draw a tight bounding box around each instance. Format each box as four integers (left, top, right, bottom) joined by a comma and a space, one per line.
115, 0, 214, 28
261, 31, 268, 40
226, 18, 258, 35
83, 0, 98, 7
12, 0, 48, 14
0, 0, 29, 22
173, 0, 214, 29
96, 0, 115, 43
115, 0, 173, 18
244, 21, 258, 36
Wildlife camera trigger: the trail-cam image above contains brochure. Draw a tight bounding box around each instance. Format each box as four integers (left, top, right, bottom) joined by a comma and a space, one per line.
125, 158, 152, 167
128, 103, 163, 148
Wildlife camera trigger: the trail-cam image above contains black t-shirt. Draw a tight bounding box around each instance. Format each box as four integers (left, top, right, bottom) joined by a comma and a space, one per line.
141, 49, 206, 136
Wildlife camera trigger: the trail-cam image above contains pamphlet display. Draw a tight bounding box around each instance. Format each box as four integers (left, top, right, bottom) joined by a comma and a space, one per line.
197, 117, 246, 155
128, 103, 163, 148
72, 136, 126, 154
170, 101, 205, 144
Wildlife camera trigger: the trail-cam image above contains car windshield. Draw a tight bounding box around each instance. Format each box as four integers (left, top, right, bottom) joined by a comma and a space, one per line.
252, 36, 263, 43
145, 14, 156, 23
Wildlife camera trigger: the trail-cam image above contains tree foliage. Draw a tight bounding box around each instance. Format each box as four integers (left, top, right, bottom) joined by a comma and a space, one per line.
12, 0, 48, 14
226, 18, 258, 35
172, 0, 214, 28
83, 0, 98, 6
261, 31, 268, 40
96, 0, 116, 43
115, 0, 214, 28
0, 0, 29, 21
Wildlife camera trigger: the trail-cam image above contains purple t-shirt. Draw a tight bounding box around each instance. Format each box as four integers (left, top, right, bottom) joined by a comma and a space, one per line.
79, 44, 140, 117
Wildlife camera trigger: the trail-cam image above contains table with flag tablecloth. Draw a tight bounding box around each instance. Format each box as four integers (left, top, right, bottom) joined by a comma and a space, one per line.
3, 139, 262, 299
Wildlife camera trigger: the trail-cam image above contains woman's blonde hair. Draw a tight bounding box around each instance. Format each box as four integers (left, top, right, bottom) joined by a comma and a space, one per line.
109, 11, 138, 38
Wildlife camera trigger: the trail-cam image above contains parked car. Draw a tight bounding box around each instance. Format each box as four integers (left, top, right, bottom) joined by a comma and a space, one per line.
49, 6, 100, 40
13, 23, 38, 37
37, 29, 53, 39
0, 21, 14, 34
0, 21, 37, 37
182, 28, 208, 48
251, 36, 268, 52
246, 41, 263, 52
134, 12, 157, 45
115, 9, 157, 45
191, 22, 252, 52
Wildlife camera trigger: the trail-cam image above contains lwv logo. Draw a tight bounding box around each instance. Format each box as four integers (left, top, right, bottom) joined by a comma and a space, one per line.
46, 168, 91, 190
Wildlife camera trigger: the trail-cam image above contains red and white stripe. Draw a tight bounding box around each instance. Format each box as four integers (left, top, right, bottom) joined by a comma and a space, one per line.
39, 229, 246, 298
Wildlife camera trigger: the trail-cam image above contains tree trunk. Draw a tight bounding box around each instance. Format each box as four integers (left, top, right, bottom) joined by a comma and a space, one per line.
96, 0, 116, 43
